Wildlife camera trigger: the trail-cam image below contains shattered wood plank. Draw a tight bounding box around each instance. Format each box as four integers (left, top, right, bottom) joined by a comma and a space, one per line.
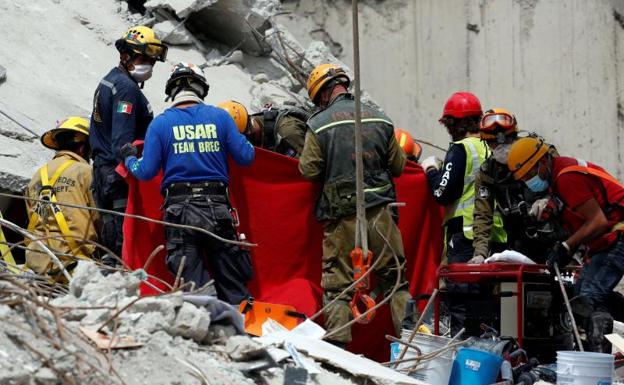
80, 326, 143, 350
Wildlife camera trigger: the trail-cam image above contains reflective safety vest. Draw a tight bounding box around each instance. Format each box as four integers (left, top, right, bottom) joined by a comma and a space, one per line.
26, 160, 90, 259
445, 136, 507, 241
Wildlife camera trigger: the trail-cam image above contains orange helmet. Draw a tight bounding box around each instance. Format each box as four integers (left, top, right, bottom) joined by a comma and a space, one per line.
218, 100, 248, 133
306, 64, 350, 104
412, 141, 423, 162
480, 108, 518, 142
394, 128, 415, 156
507, 137, 549, 179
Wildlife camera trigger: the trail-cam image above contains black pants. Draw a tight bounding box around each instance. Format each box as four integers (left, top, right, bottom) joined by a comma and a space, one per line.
164, 194, 252, 305
445, 231, 477, 336
445, 231, 505, 336
92, 163, 128, 258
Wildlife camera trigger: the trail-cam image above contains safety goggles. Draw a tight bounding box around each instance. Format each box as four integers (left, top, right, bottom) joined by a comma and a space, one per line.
135, 42, 168, 62
480, 112, 515, 131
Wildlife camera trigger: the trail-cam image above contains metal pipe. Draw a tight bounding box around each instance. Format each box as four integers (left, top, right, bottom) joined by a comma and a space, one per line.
554, 264, 584, 351
351, 0, 368, 255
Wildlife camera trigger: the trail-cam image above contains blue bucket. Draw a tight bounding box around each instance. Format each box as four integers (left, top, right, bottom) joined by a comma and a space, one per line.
449, 348, 503, 385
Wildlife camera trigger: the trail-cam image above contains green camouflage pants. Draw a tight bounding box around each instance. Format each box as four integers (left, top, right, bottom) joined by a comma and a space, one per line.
322, 205, 412, 344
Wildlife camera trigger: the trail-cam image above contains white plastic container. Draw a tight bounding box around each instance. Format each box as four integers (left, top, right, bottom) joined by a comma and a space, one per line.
556, 351, 614, 385
390, 331, 456, 385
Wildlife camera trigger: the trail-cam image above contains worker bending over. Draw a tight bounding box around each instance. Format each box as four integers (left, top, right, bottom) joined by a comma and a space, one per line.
508, 137, 624, 352
299, 64, 413, 348
25, 117, 98, 279
219, 100, 310, 158
421, 92, 506, 336
122, 63, 255, 304
472, 109, 561, 263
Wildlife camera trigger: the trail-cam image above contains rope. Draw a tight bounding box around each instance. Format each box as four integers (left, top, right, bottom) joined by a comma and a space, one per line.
0, 192, 256, 248
322, 204, 404, 340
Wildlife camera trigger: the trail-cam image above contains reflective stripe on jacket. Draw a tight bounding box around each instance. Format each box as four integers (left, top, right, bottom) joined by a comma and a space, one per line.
445, 136, 506, 241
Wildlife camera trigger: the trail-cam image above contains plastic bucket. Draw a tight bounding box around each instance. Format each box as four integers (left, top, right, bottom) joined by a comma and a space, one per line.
556, 351, 613, 385
448, 348, 502, 385
389, 331, 456, 385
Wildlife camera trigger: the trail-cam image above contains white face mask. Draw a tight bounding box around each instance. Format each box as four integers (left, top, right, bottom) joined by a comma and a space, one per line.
492, 143, 512, 164
129, 64, 153, 82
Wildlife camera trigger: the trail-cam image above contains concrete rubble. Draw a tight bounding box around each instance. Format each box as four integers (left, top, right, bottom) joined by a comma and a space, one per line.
0, 261, 397, 385
0, 0, 362, 194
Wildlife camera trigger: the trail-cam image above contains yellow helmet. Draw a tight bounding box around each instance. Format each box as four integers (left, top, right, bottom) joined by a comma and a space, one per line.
306, 64, 350, 104
218, 101, 249, 133
41, 117, 90, 150
115, 26, 168, 62
507, 137, 549, 180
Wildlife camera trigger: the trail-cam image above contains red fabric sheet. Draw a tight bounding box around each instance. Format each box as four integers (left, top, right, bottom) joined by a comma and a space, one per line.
121, 147, 444, 361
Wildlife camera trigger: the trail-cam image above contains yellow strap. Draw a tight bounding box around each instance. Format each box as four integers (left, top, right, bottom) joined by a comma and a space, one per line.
27, 160, 89, 259
0, 211, 21, 274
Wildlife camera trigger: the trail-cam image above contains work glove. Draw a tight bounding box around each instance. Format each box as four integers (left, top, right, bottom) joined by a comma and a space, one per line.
119, 142, 138, 160
546, 241, 572, 271
529, 197, 559, 222
420, 156, 441, 172
467, 255, 485, 264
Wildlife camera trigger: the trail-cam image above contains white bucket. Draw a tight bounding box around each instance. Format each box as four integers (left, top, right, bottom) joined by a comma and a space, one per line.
556, 351, 614, 385
390, 330, 456, 385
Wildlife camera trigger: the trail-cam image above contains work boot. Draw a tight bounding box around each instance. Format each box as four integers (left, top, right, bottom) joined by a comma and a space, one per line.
587, 311, 613, 353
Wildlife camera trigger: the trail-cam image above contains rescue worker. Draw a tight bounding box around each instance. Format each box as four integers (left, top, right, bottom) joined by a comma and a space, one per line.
472, 109, 562, 263
122, 62, 254, 304
25, 117, 98, 278
299, 64, 413, 348
395, 128, 422, 162
218, 100, 310, 158
89, 26, 167, 263
421, 93, 506, 336
508, 137, 624, 352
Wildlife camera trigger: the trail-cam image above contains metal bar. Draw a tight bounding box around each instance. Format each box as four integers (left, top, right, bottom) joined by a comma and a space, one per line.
351, 0, 367, 254
554, 264, 584, 351
394, 289, 439, 368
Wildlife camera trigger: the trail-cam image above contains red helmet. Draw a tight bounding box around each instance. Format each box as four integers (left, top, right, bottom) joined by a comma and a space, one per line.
440, 92, 482, 120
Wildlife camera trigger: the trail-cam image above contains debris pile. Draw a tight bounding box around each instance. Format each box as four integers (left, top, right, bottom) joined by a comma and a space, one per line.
0, 261, 422, 385
0, 0, 362, 193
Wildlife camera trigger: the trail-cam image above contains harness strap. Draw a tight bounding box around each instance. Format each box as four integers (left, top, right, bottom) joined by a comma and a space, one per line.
556, 162, 624, 232
0, 211, 21, 274
27, 160, 89, 259
556, 165, 624, 190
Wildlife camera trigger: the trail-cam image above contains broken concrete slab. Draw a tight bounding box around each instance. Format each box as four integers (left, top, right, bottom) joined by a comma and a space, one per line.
167, 301, 211, 342
259, 331, 424, 385
226, 335, 266, 361
183, 0, 272, 56
145, 0, 219, 19
153, 20, 194, 45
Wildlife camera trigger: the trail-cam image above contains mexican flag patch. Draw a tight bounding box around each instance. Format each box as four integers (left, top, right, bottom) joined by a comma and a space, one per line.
117, 101, 133, 114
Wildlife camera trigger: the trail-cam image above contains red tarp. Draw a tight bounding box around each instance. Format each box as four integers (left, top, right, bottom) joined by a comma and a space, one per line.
120, 147, 444, 362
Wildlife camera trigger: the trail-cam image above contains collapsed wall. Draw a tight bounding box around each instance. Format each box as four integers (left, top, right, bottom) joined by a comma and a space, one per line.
277, 0, 624, 178
0, 0, 356, 194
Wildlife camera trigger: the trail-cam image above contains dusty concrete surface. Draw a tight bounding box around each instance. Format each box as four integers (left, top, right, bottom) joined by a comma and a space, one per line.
0, 0, 356, 193
278, 0, 624, 178
0, 261, 368, 385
